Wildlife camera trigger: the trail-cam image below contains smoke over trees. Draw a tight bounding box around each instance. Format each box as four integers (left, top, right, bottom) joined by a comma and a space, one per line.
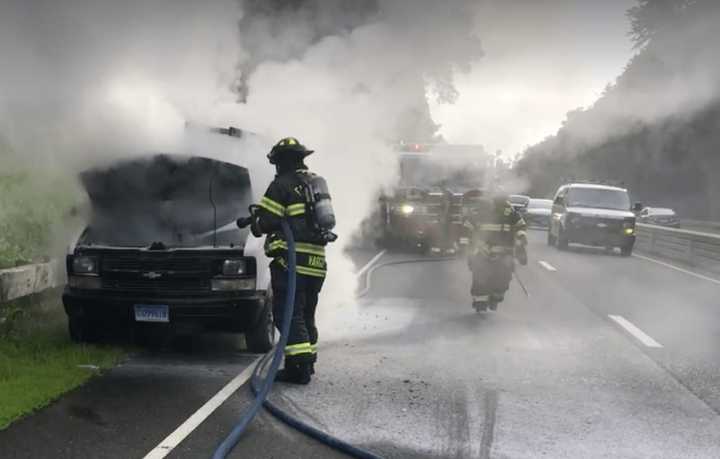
515, 0, 720, 218
235, 0, 483, 143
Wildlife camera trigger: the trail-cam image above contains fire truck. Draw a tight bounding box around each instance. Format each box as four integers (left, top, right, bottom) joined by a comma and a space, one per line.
377, 142, 490, 253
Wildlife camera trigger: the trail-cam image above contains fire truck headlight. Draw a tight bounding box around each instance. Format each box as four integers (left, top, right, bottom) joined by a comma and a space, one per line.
400, 204, 415, 215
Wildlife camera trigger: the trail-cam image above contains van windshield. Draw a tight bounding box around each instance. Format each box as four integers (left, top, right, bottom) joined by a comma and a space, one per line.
566, 188, 630, 211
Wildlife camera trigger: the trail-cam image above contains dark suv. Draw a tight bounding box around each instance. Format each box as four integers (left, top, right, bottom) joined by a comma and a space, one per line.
62, 154, 273, 351
547, 184, 638, 256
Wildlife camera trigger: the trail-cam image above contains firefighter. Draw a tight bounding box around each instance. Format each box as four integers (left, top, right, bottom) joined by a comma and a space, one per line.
428, 188, 455, 255
238, 137, 336, 384
465, 194, 527, 312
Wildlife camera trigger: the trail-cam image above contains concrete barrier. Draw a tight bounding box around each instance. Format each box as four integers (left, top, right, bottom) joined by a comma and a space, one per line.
0, 260, 62, 303
636, 223, 720, 275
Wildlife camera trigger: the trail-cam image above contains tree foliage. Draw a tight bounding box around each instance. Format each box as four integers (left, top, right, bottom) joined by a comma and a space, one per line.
515, 0, 720, 218
0, 154, 81, 269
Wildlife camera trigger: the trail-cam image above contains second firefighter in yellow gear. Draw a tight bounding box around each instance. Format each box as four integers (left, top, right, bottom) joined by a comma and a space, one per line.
464, 194, 527, 312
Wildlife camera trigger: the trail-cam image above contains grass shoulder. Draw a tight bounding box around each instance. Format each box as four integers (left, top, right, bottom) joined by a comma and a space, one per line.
0, 294, 125, 430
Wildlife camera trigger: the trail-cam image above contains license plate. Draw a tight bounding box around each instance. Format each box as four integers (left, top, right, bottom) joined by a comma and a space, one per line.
134, 304, 169, 323
596, 223, 608, 228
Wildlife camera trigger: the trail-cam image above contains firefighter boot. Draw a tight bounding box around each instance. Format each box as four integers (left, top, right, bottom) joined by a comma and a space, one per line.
472, 296, 488, 312
489, 293, 505, 311
275, 362, 312, 385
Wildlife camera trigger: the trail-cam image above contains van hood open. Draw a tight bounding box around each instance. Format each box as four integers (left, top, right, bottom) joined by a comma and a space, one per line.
80, 154, 252, 248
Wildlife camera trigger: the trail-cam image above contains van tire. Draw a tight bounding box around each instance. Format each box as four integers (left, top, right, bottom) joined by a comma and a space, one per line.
68, 316, 100, 344
246, 297, 274, 353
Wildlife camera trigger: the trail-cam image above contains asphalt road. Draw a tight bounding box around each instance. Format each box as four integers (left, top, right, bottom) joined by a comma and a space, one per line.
3, 231, 720, 458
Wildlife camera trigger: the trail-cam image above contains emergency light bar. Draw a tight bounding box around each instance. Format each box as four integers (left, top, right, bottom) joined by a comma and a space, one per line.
396, 141, 434, 152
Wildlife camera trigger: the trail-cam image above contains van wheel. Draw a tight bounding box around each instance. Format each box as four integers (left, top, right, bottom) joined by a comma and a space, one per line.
246, 297, 275, 353
68, 316, 99, 344
557, 228, 569, 250
620, 245, 634, 257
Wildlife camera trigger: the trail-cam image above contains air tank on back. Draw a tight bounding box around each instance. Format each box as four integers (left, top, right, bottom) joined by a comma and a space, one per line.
309, 175, 336, 231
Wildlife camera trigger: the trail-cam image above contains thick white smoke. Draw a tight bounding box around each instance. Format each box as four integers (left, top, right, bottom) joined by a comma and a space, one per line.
0, 0, 484, 306
231, 0, 484, 303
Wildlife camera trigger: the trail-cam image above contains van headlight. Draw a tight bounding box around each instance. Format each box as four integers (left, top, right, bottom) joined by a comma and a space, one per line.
623, 220, 635, 235
72, 256, 99, 276
222, 259, 247, 276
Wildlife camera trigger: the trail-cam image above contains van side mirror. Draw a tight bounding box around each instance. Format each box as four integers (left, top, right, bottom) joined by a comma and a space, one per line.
633, 202, 643, 212
554, 196, 563, 205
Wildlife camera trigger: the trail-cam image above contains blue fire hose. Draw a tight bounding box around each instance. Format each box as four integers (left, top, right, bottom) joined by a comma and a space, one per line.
211, 219, 296, 459
249, 352, 383, 459
211, 219, 383, 459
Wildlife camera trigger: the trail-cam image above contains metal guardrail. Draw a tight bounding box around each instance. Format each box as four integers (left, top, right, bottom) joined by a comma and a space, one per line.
635, 223, 720, 275
679, 219, 720, 234
0, 260, 62, 304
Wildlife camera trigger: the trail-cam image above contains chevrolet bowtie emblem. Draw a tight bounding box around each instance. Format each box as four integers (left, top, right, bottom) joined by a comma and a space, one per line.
142, 271, 163, 279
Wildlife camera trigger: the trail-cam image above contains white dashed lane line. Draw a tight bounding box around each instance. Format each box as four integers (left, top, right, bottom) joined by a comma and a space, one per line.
608, 314, 663, 348
538, 260, 557, 272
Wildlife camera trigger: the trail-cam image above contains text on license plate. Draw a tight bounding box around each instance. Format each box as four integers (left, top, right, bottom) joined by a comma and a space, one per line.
134, 304, 169, 323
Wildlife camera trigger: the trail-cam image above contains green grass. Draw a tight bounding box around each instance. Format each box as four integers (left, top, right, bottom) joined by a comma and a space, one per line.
0, 144, 121, 429
0, 299, 125, 430
0, 156, 82, 269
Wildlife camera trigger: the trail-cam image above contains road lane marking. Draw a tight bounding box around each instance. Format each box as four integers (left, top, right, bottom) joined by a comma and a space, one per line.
143, 356, 262, 459
479, 390, 498, 459
608, 315, 663, 348
538, 260, 557, 272
355, 249, 386, 278
633, 253, 720, 286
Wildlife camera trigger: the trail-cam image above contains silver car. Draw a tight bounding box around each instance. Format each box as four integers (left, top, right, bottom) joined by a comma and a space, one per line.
524, 198, 553, 228
638, 207, 681, 228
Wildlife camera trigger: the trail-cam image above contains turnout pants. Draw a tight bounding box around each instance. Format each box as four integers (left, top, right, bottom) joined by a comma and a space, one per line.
270, 263, 325, 365
469, 252, 513, 301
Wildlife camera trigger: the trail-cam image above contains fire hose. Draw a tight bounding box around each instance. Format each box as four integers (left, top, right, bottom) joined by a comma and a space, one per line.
211, 219, 382, 459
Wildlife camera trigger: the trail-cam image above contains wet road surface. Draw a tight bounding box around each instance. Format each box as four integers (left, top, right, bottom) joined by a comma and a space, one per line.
2, 231, 720, 458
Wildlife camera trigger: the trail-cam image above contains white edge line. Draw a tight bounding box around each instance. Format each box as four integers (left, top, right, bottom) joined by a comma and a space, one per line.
608, 314, 663, 348
143, 356, 262, 459
355, 249, 387, 278
633, 253, 720, 286
538, 260, 557, 272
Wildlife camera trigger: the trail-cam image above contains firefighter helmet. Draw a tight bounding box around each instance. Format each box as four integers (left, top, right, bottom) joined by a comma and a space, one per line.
267, 137, 314, 164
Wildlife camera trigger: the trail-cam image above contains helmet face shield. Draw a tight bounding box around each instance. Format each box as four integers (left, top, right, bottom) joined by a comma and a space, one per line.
267, 137, 314, 164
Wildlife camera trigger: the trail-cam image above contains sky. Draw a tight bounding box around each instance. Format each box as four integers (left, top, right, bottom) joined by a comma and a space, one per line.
431, 0, 636, 158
